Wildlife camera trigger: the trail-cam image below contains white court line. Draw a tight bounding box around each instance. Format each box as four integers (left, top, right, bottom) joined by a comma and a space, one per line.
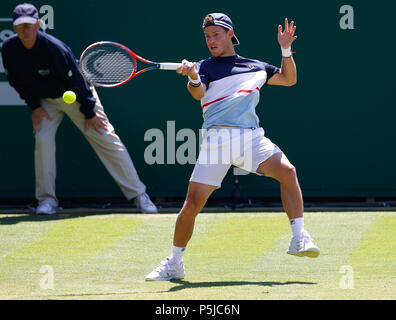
0, 18, 12, 22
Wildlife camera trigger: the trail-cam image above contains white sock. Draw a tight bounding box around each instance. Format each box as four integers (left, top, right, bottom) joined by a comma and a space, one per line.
170, 245, 186, 263
290, 217, 304, 237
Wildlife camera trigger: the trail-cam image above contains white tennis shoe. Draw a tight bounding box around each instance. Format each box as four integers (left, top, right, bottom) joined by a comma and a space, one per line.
287, 230, 320, 258
145, 257, 185, 281
36, 202, 57, 215
135, 193, 158, 213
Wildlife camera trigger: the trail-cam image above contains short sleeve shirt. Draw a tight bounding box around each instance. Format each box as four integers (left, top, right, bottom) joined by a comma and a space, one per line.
196, 55, 280, 129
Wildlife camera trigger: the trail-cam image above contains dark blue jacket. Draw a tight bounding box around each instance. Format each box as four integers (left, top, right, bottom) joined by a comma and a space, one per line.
1, 31, 96, 119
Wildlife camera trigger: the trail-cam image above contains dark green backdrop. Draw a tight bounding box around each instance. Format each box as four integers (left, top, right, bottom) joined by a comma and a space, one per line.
0, 0, 395, 200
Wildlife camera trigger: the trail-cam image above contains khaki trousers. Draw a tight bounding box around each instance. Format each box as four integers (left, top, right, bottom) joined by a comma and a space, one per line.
36, 87, 146, 206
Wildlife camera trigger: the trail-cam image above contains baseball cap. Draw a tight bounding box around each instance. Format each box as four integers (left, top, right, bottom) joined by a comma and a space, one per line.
12, 3, 39, 26
202, 13, 240, 46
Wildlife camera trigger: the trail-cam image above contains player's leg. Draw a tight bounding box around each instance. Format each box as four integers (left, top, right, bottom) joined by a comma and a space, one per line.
171, 129, 231, 255
145, 182, 217, 281
256, 152, 303, 220
146, 182, 217, 281
34, 99, 64, 215
256, 152, 320, 257
146, 130, 231, 281
173, 182, 218, 247
233, 128, 300, 218
62, 88, 156, 212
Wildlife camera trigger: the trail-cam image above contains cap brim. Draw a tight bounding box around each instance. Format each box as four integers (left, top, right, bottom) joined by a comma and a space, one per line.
232, 35, 240, 46
13, 17, 38, 26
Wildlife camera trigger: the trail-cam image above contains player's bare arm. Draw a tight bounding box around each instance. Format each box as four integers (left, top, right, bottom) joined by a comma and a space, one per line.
267, 18, 298, 87
176, 60, 207, 100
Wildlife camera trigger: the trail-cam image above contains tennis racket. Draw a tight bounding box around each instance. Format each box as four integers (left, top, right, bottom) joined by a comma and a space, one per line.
79, 41, 181, 88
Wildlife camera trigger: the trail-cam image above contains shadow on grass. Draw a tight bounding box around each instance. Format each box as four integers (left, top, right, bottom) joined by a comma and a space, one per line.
0, 209, 150, 225
0, 212, 99, 225
29, 280, 317, 298
167, 279, 317, 292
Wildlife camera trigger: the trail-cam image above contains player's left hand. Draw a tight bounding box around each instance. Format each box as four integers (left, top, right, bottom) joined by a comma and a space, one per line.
278, 18, 297, 49
84, 114, 109, 135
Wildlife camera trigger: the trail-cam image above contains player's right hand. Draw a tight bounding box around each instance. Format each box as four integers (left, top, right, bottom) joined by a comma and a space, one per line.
177, 59, 198, 79
32, 107, 51, 134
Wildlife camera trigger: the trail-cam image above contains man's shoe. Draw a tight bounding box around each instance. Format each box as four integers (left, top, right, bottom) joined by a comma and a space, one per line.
287, 230, 320, 258
145, 257, 185, 281
36, 202, 57, 215
135, 193, 158, 213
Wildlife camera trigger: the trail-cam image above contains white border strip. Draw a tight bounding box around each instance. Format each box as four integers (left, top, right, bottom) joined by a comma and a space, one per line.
0, 83, 25, 105
213, 21, 232, 30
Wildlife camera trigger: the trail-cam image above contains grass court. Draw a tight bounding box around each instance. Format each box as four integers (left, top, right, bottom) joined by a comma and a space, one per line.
0, 211, 395, 300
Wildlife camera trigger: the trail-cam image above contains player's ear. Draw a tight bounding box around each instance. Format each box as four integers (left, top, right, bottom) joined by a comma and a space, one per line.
228, 29, 235, 41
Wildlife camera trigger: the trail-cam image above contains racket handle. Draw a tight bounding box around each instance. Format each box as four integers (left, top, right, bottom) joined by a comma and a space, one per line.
159, 62, 182, 70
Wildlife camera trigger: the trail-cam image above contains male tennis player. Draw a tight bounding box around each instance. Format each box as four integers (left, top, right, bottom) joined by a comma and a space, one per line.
2, 3, 157, 214
146, 13, 320, 281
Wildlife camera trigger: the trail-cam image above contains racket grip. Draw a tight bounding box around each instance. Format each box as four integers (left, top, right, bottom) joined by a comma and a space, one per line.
159, 63, 182, 70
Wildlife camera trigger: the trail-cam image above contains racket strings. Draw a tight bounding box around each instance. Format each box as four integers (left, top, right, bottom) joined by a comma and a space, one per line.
81, 45, 135, 86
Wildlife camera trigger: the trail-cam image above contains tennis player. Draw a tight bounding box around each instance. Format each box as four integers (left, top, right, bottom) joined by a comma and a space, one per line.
146, 13, 320, 281
2, 3, 157, 214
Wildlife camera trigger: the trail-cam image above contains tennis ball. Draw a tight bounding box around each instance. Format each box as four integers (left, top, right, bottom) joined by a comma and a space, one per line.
63, 90, 76, 104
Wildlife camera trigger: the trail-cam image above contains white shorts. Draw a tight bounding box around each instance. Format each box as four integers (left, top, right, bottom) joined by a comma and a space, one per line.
190, 127, 282, 187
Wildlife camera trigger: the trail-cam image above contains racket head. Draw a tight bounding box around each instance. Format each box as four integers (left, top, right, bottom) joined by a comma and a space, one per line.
79, 41, 137, 88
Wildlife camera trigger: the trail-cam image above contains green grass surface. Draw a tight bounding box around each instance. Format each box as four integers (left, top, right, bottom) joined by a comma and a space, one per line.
0, 211, 395, 300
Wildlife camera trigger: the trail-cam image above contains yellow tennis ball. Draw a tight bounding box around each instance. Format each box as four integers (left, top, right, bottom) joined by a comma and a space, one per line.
63, 91, 76, 104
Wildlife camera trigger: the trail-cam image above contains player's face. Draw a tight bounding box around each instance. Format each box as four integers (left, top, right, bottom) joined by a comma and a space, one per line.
204, 25, 235, 57
13, 21, 40, 49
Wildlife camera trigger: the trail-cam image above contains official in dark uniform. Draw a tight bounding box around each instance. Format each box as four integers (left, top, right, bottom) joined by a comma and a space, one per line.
2, 3, 158, 214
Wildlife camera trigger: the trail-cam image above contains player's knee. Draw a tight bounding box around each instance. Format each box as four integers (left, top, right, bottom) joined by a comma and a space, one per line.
180, 197, 202, 218
280, 164, 297, 184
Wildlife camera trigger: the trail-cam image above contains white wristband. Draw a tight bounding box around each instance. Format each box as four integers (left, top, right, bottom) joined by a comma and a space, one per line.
188, 75, 201, 86
281, 47, 292, 58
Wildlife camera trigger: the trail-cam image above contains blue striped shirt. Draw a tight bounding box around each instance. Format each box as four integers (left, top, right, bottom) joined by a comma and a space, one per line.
197, 55, 280, 129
